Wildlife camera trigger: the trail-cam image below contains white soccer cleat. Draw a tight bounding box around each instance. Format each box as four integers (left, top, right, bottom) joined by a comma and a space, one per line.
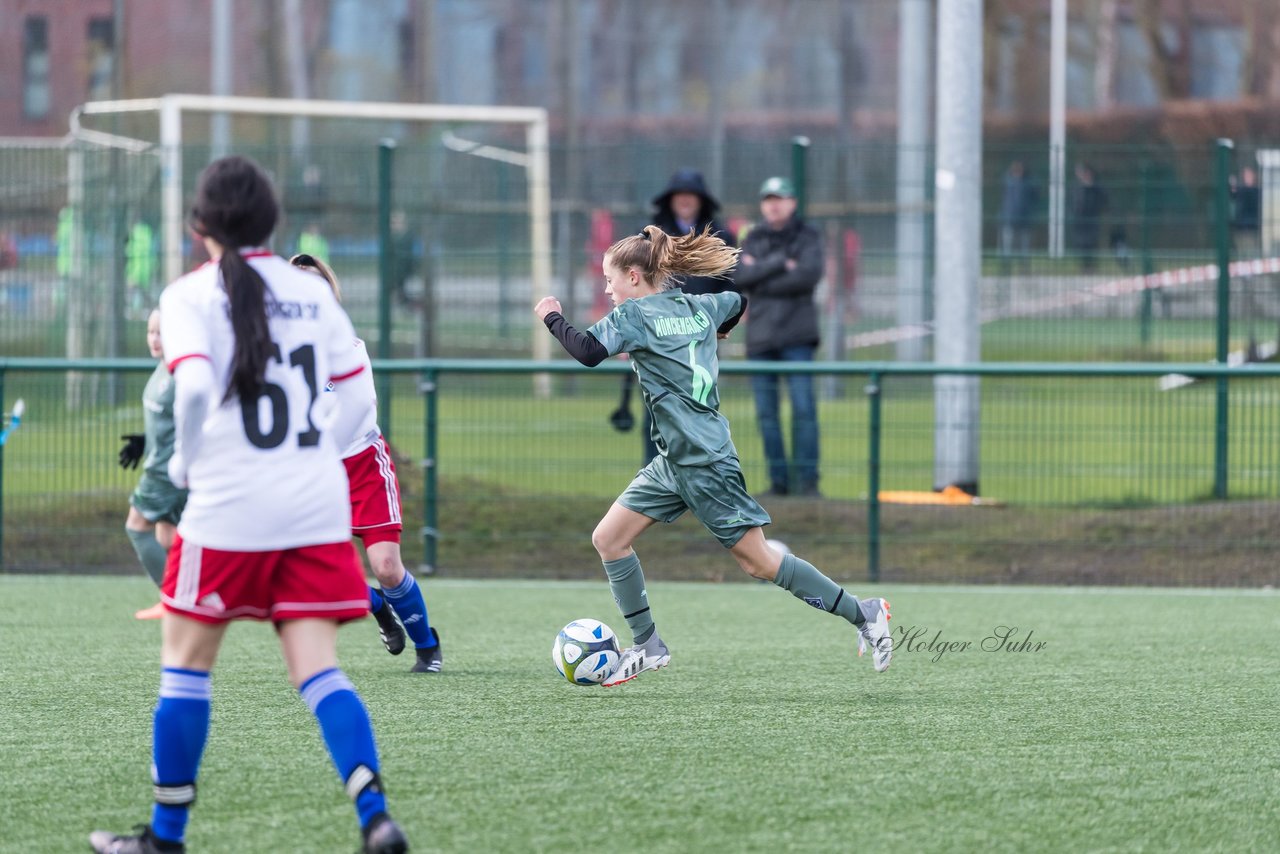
601, 640, 670, 687
856, 597, 893, 672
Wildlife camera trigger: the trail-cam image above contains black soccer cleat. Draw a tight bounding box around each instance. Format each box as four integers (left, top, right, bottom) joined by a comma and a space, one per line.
361, 813, 409, 854
372, 600, 406, 656
89, 824, 185, 854
409, 628, 442, 674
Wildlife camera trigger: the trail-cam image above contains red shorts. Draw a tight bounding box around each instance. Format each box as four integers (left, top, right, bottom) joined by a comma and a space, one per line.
161, 534, 370, 625
343, 437, 403, 547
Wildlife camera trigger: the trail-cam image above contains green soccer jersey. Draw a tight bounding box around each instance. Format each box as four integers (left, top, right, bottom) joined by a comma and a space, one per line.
141, 361, 177, 481
589, 289, 742, 466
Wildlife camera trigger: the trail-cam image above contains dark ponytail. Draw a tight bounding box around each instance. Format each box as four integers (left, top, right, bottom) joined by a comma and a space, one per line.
189, 156, 279, 402
218, 250, 272, 401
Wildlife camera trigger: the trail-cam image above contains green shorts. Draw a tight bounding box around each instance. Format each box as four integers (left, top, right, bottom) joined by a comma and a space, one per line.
129, 473, 188, 525
618, 454, 771, 548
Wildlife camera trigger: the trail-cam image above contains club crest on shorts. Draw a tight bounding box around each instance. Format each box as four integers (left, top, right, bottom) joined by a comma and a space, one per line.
803, 596, 825, 610
198, 592, 226, 611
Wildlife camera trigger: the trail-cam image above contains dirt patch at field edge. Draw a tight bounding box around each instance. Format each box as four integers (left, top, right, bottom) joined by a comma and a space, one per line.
5, 487, 1276, 587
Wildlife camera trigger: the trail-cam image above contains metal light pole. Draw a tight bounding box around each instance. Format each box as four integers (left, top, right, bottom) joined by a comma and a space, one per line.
1048, 0, 1066, 257
896, 0, 930, 362
933, 0, 983, 495
210, 0, 231, 158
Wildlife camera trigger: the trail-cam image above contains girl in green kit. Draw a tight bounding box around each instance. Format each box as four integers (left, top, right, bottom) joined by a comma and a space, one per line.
120, 309, 187, 619
534, 225, 892, 686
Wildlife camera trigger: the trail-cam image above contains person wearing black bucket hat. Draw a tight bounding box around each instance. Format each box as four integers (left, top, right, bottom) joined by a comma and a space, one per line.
618, 169, 739, 464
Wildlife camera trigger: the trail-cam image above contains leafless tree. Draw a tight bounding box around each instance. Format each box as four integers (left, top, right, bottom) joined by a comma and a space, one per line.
1241, 0, 1280, 99
983, 0, 1046, 119
1134, 0, 1193, 100
1091, 0, 1117, 110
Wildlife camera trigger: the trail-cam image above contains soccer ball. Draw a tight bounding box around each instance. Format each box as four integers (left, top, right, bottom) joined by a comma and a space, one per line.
552, 618, 621, 685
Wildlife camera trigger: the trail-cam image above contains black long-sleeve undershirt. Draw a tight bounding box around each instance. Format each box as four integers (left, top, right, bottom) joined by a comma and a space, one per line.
544, 295, 747, 366
542, 291, 747, 366
542, 311, 609, 366
718, 293, 748, 335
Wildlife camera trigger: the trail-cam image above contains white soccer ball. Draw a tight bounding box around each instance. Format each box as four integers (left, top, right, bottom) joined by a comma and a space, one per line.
552, 618, 621, 685
766, 538, 792, 556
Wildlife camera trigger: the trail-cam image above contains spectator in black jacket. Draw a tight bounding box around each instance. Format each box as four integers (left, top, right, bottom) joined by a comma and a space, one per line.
651, 168, 736, 293
736, 176, 824, 497
998, 160, 1038, 274
1070, 162, 1108, 272
630, 169, 737, 464
1231, 165, 1262, 258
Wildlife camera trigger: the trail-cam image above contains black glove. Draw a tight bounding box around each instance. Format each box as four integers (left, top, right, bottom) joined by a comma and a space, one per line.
118, 434, 145, 470
608, 403, 635, 433
609, 373, 635, 432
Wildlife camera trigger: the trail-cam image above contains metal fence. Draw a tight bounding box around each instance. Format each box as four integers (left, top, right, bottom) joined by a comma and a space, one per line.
3, 358, 1279, 587
3, 137, 1280, 380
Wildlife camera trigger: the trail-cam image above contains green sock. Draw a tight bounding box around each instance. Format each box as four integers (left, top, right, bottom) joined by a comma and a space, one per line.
126, 526, 168, 587
602, 553, 655, 645
773, 554, 864, 626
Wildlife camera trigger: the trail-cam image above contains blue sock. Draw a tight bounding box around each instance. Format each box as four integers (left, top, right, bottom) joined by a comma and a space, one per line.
151, 668, 211, 844
368, 585, 385, 613
383, 572, 435, 649
300, 668, 386, 829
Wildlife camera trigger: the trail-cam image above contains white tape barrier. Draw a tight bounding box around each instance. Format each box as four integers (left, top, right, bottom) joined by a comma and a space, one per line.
848, 257, 1280, 351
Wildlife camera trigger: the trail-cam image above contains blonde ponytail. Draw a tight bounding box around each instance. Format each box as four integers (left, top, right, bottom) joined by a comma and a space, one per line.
606, 224, 738, 290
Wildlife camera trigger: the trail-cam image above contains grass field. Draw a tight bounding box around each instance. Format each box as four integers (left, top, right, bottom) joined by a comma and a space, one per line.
2, 576, 1276, 853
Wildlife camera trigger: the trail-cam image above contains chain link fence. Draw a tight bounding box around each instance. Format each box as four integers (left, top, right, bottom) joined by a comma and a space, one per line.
3, 359, 1278, 587
3, 137, 1280, 381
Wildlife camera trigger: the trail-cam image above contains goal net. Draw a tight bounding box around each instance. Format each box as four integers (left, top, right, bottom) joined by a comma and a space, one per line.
71, 94, 553, 362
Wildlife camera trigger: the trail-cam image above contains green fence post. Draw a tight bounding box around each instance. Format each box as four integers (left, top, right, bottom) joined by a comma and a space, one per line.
791, 136, 810, 220
866, 371, 882, 583
497, 165, 511, 337
0, 369, 5, 570
1214, 139, 1234, 500
377, 139, 396, 441
421, 369, 439, 574
1138, 162, 1154, 346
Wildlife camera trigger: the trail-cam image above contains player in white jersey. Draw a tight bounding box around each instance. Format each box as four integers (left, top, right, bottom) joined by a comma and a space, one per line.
157, 253, 359, 550
90, 156, 408, 854
290, 253, 442, 673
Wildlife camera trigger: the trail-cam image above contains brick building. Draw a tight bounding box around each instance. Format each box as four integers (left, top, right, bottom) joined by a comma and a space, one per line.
1, 0, 1274, 142
1, 0, 115, 137
0, 0, 284, 138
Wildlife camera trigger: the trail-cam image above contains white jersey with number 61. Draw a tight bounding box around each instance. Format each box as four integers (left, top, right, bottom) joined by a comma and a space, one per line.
159, 252, 365, 551
328, 338, 379, 460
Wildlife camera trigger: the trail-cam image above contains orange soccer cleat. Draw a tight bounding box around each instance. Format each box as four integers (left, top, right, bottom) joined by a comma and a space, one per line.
134, 602, 166, 621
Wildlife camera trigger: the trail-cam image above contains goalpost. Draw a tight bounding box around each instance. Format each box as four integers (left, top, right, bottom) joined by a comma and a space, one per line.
70, 94, 554, 365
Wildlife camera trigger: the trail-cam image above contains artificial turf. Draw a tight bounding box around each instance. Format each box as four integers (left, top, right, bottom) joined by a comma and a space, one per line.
1, 576, 1276, 852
